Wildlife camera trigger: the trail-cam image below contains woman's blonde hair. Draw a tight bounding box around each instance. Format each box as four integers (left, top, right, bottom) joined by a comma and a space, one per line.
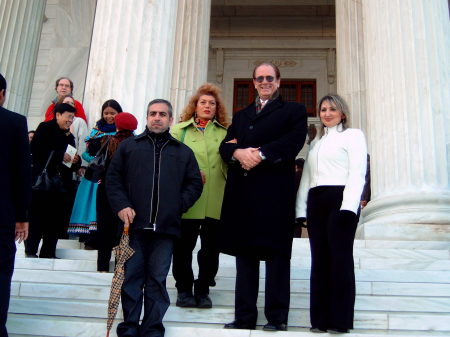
180, 83, 229, 127
318, 94, 350, 138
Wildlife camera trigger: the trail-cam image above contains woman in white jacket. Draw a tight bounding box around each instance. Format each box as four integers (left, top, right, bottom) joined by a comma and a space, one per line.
296, 94, 367, 334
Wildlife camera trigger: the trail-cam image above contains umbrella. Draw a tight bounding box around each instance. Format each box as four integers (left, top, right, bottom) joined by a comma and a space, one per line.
106, 225, 135, 337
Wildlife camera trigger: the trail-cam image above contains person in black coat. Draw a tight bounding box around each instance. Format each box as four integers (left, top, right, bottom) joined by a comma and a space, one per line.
106, 99, 202, 337
25, 103, 80, 258
0, 73, 32, 337
220, 63, 307, 331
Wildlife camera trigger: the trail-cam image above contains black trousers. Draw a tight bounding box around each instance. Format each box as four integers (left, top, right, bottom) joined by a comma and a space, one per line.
306, 186, 357, 331
25, 190, 71, 258
96, 183, 121, 272
0, 224, 15, 337
172, 218, 220, 295
117, 230, 174, 337
234, 255, 291, 326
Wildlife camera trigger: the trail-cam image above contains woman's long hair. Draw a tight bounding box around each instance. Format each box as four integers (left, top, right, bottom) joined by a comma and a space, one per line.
101, 129, 134, 158
180, 83, 229, 127
96, 99, 123, 126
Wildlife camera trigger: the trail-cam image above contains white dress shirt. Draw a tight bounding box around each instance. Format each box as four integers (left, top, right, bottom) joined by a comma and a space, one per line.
296, 124, 367, 218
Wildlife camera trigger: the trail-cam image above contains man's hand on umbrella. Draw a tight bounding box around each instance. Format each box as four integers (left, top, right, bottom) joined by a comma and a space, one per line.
118, 207, 136, 228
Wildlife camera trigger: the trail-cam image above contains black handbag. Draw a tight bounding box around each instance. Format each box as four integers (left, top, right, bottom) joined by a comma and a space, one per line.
32, 151, 64, 192
84, 136, 110, 182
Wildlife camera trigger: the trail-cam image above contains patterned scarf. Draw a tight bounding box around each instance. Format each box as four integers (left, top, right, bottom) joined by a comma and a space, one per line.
195, 118, 209, 132
255, 90, 280, 114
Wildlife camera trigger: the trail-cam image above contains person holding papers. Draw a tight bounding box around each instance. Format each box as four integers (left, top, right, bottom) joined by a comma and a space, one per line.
25, 103, 81, 258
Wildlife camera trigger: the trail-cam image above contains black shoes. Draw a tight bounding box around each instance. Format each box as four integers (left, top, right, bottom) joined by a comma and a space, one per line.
196, 294, 212, 308
224, 320, 256, 330
25, 253, 38, 258
176, 292, 197, 308
328, 328, 350, 334
263, 323, 288, 331
310, 327, 327, 333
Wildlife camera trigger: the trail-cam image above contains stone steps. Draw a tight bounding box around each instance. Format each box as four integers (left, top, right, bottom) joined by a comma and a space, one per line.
7, 239, 450, 336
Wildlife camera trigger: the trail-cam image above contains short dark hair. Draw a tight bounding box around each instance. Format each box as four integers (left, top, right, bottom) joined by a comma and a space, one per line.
0, 73, 6, 93
147, 99, 173, 117
28, 130, 36, 135
252, 62, 281, 79
53, 103, 76, 119
55, 77, 74, 91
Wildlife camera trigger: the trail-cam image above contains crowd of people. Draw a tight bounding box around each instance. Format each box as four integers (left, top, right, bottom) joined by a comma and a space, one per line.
0, 62, 368, 337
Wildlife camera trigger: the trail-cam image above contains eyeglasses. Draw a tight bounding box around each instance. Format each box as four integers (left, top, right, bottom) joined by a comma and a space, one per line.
254, 76, 275, 83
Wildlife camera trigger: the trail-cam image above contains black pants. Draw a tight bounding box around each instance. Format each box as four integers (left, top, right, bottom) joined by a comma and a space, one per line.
25, 190, 71, 257
0, 224, 15, 337
234, 254, 290, 326
307, 186, 357, 331
96, 183, 121, 272
117, 230, 174, 337
172, 218, 220, 295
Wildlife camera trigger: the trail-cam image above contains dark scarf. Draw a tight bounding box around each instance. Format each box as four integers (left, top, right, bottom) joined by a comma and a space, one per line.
95, 120, 116, 133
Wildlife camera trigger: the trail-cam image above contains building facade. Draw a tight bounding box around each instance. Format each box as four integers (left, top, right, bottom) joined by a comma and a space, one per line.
1, 0, 449, 241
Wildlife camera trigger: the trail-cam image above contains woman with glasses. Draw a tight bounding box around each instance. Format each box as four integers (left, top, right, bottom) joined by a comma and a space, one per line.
171, 83, 229, 308
296, 94, 367, 334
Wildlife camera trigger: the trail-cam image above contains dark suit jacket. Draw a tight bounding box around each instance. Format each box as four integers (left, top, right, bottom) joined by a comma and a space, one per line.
0, 106, 31, 227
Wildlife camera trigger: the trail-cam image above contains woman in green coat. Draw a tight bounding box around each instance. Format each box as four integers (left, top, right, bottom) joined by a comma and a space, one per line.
171, 83, 228, 309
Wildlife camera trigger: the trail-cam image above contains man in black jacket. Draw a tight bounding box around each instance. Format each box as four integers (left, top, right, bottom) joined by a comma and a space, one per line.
106, 99, 202, 337
0, 73, 32, 337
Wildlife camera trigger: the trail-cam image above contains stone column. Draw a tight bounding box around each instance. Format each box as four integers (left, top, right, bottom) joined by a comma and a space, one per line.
83, 0, 178, 130
361, 0, 450, 240
170, 0, 211, 122
0, 0, 45, 115
335, 0, 366, 131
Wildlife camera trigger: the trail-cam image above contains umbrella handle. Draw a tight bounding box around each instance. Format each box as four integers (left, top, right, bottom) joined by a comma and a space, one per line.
124, 223, 129, 235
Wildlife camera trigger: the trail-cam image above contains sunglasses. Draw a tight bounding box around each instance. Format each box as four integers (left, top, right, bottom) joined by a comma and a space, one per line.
254, 76, 275, 83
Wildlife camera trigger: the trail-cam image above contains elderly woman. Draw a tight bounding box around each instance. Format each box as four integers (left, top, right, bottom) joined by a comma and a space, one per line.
171, 83, 228, 308
25, 103, 80, 258
296, 94, 367, 334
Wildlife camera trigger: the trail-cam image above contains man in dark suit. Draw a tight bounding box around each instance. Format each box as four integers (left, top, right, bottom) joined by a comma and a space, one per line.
0, 73, 32, 337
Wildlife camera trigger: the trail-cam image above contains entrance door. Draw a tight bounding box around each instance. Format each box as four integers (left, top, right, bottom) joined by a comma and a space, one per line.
233, 79, 317, 116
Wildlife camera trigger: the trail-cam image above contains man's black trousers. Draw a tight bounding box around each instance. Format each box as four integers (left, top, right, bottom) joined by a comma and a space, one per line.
0, 224, 15, 337
117, 230, 174, 337
234, 254, 291, 326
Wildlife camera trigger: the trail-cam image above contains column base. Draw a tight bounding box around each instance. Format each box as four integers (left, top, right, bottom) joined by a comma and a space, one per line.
360, 192, 450, 241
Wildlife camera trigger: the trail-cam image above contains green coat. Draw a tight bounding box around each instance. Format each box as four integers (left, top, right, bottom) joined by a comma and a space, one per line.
171, 118, 227, 220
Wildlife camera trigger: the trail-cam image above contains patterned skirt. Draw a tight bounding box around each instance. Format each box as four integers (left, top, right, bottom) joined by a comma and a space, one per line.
67, 177, 99, 234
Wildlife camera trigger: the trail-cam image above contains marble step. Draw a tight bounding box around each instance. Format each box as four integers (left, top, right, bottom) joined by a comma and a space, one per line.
9, 283, 450, 314
13, 254, 450, 272
12, 267, 450, 287
11, 277, 450, 301
9, 314, 448, 337
8, 298, 450, 332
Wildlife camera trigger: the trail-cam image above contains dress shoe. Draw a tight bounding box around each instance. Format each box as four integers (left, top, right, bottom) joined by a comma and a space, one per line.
263, 323, 288, 331
196, 294, 212, 308
224, 320, 256, 330
310, 327, 327, 333
328, 328, 350, 334
25, 253, 38, 258
176, 292, 197, 308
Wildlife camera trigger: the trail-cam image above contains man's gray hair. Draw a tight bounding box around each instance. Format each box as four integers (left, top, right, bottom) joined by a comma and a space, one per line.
147, 99, 173, 117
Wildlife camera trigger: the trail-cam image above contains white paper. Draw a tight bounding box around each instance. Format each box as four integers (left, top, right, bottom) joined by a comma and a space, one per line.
62, 144, 77, 168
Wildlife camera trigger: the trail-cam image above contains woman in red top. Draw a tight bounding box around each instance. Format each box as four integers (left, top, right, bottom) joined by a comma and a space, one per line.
44, 77, 87, 123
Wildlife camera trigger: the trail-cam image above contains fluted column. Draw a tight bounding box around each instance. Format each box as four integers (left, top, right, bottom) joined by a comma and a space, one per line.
0, 0, 45, 115
83, 0, 178, 130
335, 0, 366, 131
361, 0, 450, 240
170, 0, 211, 122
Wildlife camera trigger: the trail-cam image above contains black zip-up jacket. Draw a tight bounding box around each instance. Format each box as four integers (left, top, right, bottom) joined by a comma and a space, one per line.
106, 128, 203, 237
